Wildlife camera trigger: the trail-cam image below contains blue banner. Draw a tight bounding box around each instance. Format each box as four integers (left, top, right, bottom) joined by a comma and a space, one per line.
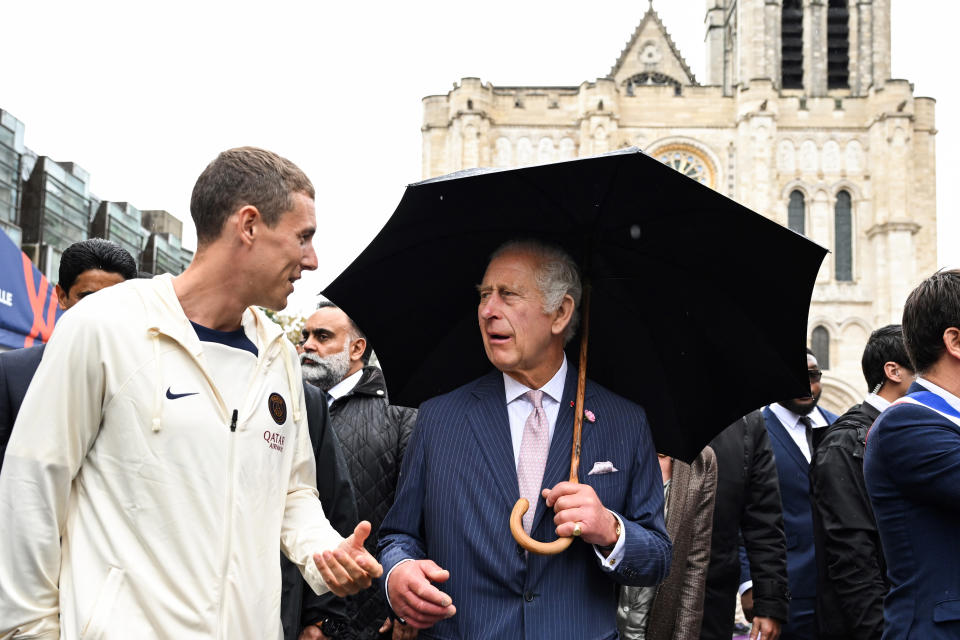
0, 229, 64, 349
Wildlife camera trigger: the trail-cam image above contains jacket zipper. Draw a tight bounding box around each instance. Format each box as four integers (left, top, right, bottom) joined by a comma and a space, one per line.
218, 408, 239, 638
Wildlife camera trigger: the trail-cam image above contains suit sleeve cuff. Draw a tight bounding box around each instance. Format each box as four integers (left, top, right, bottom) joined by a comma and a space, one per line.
739, 580, 754, 596
384, 558, 415, 613
594, 510, 626, 571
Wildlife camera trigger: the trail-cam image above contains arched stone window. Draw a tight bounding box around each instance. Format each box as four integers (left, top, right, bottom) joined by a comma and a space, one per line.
788, 190, 806, 235
835, 190, 853, 281
782, 0, 804, 89
827, 0, 850, 89
812, 326, 830, 370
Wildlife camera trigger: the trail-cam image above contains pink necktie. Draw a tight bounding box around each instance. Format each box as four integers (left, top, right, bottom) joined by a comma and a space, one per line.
517, 390, 550, 534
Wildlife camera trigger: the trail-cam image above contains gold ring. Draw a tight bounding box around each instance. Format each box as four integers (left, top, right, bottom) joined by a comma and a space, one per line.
572, 522, 582, 537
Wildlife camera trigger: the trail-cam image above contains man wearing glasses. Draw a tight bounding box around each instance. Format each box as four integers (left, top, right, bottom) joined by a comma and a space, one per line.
754, 349, 837, 640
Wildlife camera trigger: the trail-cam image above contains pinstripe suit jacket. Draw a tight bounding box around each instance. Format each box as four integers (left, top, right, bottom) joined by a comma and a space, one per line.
378, 367, 671, 640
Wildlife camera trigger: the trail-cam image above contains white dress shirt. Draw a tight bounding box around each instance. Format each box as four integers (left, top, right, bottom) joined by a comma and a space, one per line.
862, 392, 891, 414
326, 368, 364, 406
768, 402, 830, 463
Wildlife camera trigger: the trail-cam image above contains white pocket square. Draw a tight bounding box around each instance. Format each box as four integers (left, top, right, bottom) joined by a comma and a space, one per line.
587, 461, 618, 475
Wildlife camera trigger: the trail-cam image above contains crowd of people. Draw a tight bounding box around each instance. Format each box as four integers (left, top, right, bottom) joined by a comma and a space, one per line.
0, 146, 957, 640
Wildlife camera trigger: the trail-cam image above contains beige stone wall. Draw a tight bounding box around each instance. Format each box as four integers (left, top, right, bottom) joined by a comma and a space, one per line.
420, 1, 933, 413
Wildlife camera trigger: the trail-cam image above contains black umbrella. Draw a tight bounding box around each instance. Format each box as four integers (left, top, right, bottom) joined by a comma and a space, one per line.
324, 147, 824, 466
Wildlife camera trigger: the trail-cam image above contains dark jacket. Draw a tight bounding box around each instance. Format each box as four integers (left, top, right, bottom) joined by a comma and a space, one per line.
280, 382, 358, 640
0, 344, 44, 473
320, 366, 416, 639
700, 411, 790, 640
810, 401, 887, 640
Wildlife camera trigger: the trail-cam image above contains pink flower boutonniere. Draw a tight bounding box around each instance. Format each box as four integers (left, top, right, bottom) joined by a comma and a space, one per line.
569, 401, 596, 423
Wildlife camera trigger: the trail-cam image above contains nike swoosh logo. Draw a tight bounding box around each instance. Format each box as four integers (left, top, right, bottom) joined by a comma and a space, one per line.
166, 388, 199, 400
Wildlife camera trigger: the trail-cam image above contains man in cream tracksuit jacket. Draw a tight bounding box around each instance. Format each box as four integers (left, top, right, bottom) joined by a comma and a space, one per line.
0, 147, 380, 639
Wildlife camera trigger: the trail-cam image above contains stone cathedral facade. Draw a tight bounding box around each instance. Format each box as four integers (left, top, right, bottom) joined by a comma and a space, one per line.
420, 0, 936, 412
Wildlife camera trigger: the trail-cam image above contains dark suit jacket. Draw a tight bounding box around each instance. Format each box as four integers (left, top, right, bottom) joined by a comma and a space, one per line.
702, 412, 789, 640
0, 344, 44, 473
865, 382, 960, 638
280, 382, 358, 640
378, 367, 672, 640
761, 405, 837, 603
644, 446, 718, 640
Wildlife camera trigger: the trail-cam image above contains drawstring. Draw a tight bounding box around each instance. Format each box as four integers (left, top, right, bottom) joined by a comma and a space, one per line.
149, 328, 163, 432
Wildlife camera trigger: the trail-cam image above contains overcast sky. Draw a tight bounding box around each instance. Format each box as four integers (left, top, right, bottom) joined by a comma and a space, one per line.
4, 0, 954, 315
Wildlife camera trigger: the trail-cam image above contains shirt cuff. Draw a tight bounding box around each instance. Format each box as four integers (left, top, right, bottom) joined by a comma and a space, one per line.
594, 510, 626, 571
384, 558, 415, 613
738, 580, 754, 596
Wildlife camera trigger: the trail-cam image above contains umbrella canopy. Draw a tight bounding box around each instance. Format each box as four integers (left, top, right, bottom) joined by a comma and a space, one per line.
323, 148, 826, 462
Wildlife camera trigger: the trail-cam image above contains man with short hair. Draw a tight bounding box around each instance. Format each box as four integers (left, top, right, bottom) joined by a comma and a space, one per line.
0, 147, 381, 639
810, 325, 911, 640
298, 302, 417, 640
758, 349, 838, 640
865, 270, 960, 638
378, 240, 671, 639
0, 237, 137, 470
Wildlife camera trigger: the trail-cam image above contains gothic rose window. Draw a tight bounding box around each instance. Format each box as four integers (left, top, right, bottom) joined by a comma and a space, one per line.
652, 144, 716, 188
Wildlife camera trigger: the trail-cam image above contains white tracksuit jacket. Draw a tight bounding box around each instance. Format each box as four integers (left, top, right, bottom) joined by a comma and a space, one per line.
0, 275, 343, 639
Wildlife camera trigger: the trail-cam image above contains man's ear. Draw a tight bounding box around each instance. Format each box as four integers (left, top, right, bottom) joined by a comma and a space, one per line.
349, 337, 367, 363
943, 327, 960, 361
550, 294, 576, 337
55, 284, 68, 310
883, 361, 903, 383
236, 205, 261, 247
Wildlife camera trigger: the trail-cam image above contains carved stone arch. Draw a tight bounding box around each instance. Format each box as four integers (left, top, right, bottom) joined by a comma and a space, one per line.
780, 180, 813, 202
820, 376, 860, 415
829, 179, 863, 202
839, 316, 873, 336
646, 137, 721, 189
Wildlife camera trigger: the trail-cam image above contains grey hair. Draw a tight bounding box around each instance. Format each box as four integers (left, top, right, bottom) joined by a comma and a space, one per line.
490, 240, 582, 344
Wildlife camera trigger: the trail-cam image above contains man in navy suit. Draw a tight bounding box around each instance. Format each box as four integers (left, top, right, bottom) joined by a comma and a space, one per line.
0, 238, 137, 471
378, 240, 671, 639
865, 269, 960, 638
757, 349, 837, 640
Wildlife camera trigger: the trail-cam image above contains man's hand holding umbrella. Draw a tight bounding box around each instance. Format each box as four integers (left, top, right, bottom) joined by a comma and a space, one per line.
543, 482, 620, 552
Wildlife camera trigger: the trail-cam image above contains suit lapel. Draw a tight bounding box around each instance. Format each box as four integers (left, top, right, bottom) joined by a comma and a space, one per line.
762, 406, 809, 470
466, 371, 520, 508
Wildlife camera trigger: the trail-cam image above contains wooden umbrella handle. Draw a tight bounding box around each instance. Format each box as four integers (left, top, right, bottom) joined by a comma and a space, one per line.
509, 284, 591, 555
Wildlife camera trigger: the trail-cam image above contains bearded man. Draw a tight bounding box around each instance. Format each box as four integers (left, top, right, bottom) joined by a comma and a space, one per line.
300, 302, 417, 640
755, 349, 838, 640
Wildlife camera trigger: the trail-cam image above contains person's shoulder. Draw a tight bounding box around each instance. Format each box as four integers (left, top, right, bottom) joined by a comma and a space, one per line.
58, 278, 151, 329
420, 371, 499, 413
819, 405, 871, 446
0, 344, 45, 369
873, 399, 954, 434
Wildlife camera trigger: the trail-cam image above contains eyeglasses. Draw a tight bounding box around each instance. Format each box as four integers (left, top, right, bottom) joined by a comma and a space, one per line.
808, 369, 823, 382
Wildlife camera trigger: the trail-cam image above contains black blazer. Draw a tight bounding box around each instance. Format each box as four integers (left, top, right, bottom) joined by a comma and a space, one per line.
0, 344, 44, 473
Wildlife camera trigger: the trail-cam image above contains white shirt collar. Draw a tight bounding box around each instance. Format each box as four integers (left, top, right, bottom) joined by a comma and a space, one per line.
503, 356, 568, 405
327, 368, 365, 404
915, 377, 960, 415
863, 393, 891, 413
768, 402, 830, 429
